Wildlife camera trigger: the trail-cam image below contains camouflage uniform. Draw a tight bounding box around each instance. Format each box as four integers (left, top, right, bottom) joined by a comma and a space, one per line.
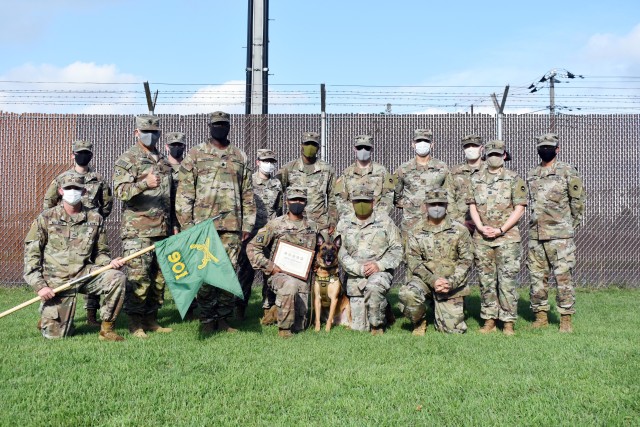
166, 131, 186, 235
113, 116, 172, 317
24, 176, 125, 339
336, 192, 403, 332
276, 132, 337, 231
450, 135, 485, 226
399, 190, 474, 333
176, 111, 256, 325
527, 134, 585, 316
246, 187, 318, 332
334, 135, 396, 218
468, 140, 527, 323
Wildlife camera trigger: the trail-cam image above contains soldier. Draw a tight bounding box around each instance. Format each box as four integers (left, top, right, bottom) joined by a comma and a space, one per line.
336, 188, 403, 335
527, 133, 585, 333
236, 149, 283, 322
165, 131, 186, 235
176, 111, 256, 334
24, 175, 126, 341
114, 114, 173, 338
468, 140, 527, 336
450, 134, 485, 231
334, 135, 395, 218
398, 188, 473, 335
246, 187, 318, 338
277, 131, 337, 234
42, 139, 113, 327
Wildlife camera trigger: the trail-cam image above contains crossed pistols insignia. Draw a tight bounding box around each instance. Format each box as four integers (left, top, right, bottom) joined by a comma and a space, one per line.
190, 237, 219, 270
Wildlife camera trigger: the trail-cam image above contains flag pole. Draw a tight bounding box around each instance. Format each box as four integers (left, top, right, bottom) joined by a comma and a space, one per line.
0, 245, 156, 320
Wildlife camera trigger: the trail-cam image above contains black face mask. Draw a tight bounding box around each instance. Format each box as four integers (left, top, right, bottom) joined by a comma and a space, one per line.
210, 125, 230, 142
74, 151, 93, 167
288, 202, 306, 216
169, 145, 185, 159
537, 147, 557, 163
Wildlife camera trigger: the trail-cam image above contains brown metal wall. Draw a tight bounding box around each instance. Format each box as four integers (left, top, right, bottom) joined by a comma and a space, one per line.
1, 112, 638, 287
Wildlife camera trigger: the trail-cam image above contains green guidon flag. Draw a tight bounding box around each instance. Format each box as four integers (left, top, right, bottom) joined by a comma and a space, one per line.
155, 219, 243, 319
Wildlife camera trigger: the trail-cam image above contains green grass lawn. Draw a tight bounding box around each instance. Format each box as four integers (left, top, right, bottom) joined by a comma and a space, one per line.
1, 286, 638, 426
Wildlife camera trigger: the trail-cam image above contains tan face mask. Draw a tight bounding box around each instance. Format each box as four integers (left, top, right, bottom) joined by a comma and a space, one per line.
353, 201, 373, 217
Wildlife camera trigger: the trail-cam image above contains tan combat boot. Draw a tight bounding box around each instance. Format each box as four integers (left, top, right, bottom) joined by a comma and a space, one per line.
99, 321, 124, 342
86, 309, 100, 327
260, 306, 278, 326
559, 314, 573, 333
532, 311, 549, 328
479, 319, 497, 334
412, 320, 427, 336
217, 318, 238, 333
503, 322, 515, 336
370, 327, 384, 336
278, 329, 293, 339
128, 314, 148, 339
143, 312, 173, 333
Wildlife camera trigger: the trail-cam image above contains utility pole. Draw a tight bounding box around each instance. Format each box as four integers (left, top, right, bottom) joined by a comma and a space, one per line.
491, 85, 509, 140
143, 81, 158, 115
245, 0, 269, 114
528, 68, 582, 132
549, 69, 556, 131
320, 83, 327, 162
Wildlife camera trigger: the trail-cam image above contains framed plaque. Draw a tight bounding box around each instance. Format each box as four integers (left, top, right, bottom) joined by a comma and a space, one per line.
272, 240, 315, 280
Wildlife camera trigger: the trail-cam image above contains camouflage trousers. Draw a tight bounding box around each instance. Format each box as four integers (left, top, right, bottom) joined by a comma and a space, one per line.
123, 236, 166, 316
475, 242, 521, 322
346, 272, 392, 331
269, 272, 310, 331
83, 293, 101, 310
198, 231, 241, 324
39, 269, 126, 339
399, 278, 467, 334
528, 238, 576, 315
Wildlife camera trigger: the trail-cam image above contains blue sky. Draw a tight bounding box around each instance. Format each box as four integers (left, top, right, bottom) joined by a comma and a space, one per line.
1, 0, 639, 114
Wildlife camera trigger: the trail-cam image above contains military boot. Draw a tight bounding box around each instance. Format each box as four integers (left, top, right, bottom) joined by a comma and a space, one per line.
479, 319, 497, 334
217, 318, 238, 333
559, 314, 573, 333
278, 329, 293, 339
532, 311, 549, 328
260, 306, 278, 326
370, 327, 384, 336
86, 309, 100, 327
128, 314, 148, 339
200, 321, 217, 335
411, 320, 427, 336
99, 322, 124, 342
143, 312, 173, 333
235, 305, 246, 321
503, 322, 515, 336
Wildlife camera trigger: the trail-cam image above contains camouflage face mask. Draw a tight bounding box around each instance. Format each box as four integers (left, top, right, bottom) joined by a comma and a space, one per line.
353, 201, 373, 217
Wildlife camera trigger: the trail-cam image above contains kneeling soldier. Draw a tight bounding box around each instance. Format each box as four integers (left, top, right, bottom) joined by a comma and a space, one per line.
24, 175, 126, 341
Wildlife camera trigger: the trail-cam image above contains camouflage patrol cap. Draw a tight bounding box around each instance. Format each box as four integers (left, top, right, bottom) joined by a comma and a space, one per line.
485, 140, 506, 155
209, 111, 230, 124
166, 132, 186, 145
257, 149, 277, 161
302, 131, 320, 145
425, 188, 448, 204
286, 186, 307, 200
354, 135, 373, 148
350, 187, 375, 202
135, 114, 160, 131
413, 129, 433, 142
60, 174, 85, 189
461, 134, 483, 147
72, 139, 93, 152
536, 133, 559, 147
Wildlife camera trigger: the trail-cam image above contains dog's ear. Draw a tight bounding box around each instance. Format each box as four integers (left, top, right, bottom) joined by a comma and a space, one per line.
317, 233, 325, 247
333, 235, 342, 249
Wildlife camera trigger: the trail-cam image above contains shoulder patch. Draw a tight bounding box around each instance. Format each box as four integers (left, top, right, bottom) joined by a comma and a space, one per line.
115, 159, 132, 170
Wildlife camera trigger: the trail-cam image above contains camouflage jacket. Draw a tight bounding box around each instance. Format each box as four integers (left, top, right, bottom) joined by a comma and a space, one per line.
277, 157, 337, 230
43, 167, 113, 219
406, 217, 473, 298
24, 205, 111, 291
527, 161, 585, 240
176, 141, 256, 233
170, 163, 180, 233
336, 211, 403, 278
334, 161, 396, 218
450, 161, 484, 223
252, 171, 283, 234
246, 215, 318, 276
393, 157, 457, 230
468, 167, 527, 247
113, 143, 172, 239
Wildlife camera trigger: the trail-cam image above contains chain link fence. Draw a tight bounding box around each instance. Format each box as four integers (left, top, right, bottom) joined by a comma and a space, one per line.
1, 112, 638, 287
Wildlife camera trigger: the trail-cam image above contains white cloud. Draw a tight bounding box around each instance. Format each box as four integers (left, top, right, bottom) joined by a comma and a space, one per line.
160, 80, 246, 115
585, 23, 640, 62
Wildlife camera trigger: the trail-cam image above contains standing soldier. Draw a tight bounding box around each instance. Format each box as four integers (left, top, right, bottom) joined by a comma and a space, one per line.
398, 188, 473, 335
25, 175, 126, 341
236, 148, 283, 322
334, 135, 395, 218
450, 134, 484, 231
336, 188, 403, 335
165, 131, 186, 235
246, 187, 318, 338
42, 139, 113, 327
176, 111, 256, 334
527, 133, 585, 333
114, 114, 173, 338
277, 132, 337, 234
468, 140, 527, 335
